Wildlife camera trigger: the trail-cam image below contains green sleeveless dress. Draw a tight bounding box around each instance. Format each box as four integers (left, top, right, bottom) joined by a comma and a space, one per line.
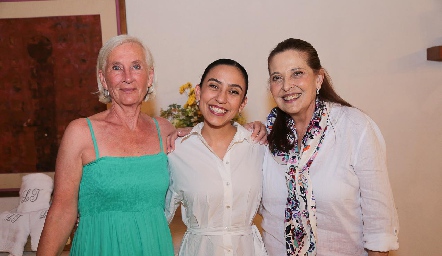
70, 118, 174, 255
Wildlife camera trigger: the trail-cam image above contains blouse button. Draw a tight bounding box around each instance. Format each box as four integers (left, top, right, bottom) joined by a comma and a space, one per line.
226, 182, 230, 186
226, 205, 231, 209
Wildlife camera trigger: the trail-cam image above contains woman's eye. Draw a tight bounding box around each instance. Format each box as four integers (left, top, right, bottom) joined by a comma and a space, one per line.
208, 84, 218, 89
292, 71, 304, 77
112, 65, 122, 71
229, 90, 240, 95
271, 76, 282, 82
133, 64, 142, 70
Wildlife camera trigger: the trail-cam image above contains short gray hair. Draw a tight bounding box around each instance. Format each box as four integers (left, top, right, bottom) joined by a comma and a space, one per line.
96, 35, 155, 103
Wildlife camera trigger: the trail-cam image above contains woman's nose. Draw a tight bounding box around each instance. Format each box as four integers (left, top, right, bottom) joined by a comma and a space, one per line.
215, 90, 227, 103
123, 69, 134, 83
282, 77, 294, 92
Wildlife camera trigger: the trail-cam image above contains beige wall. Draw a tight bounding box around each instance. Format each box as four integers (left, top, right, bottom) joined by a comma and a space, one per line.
125, 1, 442, 255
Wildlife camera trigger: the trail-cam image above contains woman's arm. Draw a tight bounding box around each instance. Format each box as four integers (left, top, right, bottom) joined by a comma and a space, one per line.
164, 178, 181, 224
37, 120, 86, 256
154, 116, 177, 153
354, 117, 399, 253
164, 144, 183, 224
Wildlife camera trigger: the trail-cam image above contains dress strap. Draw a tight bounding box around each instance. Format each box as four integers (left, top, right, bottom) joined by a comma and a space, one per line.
86, 118, 100, 159
152, 118, 164, 152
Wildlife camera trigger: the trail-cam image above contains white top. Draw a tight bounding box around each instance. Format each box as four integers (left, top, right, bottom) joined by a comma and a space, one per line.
166, 123, 267, 256
260, 104, 399, 256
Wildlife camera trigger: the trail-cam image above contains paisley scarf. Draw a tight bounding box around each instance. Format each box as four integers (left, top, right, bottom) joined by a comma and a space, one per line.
266, 99, 329, 256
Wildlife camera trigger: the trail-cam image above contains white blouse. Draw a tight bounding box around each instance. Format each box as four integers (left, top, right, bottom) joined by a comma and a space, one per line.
166, 123, 267, 256
260, 104, 399, 256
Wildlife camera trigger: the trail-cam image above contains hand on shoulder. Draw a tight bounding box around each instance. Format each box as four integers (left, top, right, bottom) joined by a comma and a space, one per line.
153, 116, 177, 153
243, 121, 268, 145
154, 116, 176, 135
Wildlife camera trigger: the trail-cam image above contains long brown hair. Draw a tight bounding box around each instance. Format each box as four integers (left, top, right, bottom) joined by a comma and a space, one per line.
267, 38, 352, 153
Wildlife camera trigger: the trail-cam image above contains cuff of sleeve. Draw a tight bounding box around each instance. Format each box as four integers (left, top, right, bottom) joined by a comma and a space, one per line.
364, 231, 399, 252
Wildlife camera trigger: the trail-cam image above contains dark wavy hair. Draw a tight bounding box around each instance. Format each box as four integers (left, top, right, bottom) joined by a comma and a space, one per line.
267, 38, 352, 153
198, 58, 249, 100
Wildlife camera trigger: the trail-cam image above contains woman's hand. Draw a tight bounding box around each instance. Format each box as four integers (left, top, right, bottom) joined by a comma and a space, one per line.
166, 127, 192, 153
243, 121, 268, 145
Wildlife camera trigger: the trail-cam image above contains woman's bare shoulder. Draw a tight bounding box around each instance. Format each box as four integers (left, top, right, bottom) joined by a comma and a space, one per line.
58, 118, 90, 147
153, 116, 175, 134
65, 117, 89, 133
85, 110, 109, 122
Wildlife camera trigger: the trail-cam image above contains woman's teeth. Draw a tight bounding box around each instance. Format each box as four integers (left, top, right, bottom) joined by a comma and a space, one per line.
283, 93, 301, 101
209, 106, 227, 114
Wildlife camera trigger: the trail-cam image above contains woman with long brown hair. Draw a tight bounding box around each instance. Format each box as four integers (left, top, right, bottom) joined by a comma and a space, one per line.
260, 38, 399, 256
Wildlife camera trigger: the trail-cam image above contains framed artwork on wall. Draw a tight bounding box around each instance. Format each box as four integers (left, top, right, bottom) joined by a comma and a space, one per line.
0, 0, 126, 185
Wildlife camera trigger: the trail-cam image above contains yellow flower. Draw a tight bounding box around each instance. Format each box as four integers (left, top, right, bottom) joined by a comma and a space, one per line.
188, 87, 195, 97
179, 82, 192, 94
184, 94, 196, 108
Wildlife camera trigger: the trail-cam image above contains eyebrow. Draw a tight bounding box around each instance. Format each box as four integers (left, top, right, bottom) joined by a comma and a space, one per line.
270, 68, 304, 76
207, 78, 244, 91
110, 60, 143, 65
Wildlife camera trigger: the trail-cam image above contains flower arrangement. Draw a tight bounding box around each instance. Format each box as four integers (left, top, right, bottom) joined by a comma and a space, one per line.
160, 82, 246, 128
160, 82, 203, 128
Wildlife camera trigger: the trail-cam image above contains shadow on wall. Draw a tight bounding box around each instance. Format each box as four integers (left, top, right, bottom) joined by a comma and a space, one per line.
241, 90, 276, 123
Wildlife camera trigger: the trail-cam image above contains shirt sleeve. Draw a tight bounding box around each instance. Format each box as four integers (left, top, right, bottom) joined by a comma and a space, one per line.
164, 163, 182, 224
353, 116, 399, 252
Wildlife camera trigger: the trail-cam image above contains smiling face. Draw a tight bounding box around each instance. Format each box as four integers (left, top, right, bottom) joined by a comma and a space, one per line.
269, 50, 323, 121
99, 42, 153, 107
195, 64, 247, 129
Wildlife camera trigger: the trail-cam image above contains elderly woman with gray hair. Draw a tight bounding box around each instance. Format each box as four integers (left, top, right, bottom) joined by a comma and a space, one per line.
37, 35, 176, 255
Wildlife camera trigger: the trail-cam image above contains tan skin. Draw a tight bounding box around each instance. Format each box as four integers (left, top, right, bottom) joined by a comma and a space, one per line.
37, 42, 175, 256
269, 50, 389, 256
195, 64, 247, 159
